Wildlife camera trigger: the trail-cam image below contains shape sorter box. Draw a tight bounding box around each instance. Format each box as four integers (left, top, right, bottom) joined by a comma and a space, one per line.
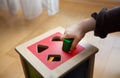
15, 27, 98, 78
27, 32, 84, 70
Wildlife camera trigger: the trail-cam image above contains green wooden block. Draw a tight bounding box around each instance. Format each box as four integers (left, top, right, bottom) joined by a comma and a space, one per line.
62, 38, 74, 52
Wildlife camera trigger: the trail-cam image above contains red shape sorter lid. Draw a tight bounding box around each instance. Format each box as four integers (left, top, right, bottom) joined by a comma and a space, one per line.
27, 32, 84, 70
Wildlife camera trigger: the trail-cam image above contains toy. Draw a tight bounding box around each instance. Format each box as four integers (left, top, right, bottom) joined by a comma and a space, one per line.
62, 38, 74, 53
15, 27, 98, 78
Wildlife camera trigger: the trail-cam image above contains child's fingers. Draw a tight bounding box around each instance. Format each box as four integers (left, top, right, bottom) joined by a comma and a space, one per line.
60, 35, 64, 41
70, 38, 80, 50
61, 31, 74, 40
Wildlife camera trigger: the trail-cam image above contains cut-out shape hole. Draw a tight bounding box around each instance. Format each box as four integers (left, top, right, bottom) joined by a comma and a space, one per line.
37, 45, 48, 53
47, 54, 61, 62
52, 36, 61, 41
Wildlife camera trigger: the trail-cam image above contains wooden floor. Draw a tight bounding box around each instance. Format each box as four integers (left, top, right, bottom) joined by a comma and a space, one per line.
0, 0, 120, 78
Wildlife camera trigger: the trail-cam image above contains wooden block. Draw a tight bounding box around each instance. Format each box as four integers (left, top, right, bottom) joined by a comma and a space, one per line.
62, 38, 74, 53
48, 57, 54, 62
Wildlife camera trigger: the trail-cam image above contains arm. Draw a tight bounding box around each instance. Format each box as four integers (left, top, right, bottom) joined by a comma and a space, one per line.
61, 6, 120, 50
92, 7, 120, 38
61, 17, 96, 50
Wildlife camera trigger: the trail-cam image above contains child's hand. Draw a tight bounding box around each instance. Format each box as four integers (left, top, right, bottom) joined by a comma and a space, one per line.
61, 17, 96, 50
61, 24, 86, 50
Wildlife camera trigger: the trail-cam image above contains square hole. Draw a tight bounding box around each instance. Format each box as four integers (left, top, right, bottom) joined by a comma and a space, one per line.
47, 54, 61, 62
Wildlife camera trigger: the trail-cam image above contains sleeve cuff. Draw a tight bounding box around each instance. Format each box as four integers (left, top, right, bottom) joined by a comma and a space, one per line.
91, 8, 108, 38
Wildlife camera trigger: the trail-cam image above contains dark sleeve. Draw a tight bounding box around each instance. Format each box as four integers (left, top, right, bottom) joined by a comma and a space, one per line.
91, 7, 120, 38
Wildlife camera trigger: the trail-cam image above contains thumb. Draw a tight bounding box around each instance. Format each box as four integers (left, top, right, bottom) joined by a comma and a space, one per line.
70, 38, 80, 50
